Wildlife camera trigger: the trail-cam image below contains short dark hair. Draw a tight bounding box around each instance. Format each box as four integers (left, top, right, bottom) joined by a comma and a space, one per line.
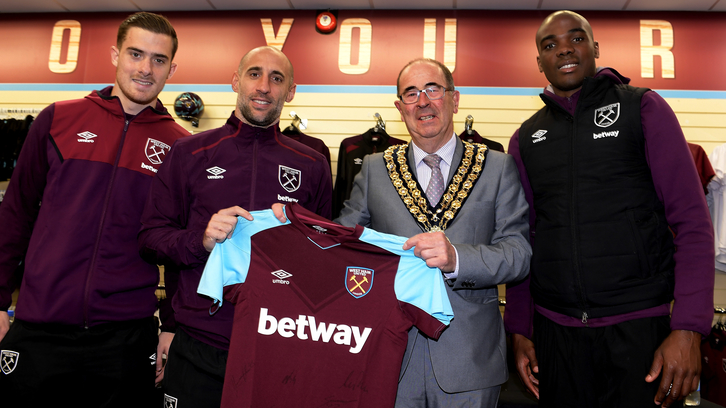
396, 58, 455, 95
117, 12, 178, 59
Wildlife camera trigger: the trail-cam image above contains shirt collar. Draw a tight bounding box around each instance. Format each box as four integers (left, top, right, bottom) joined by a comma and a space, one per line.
412, 132, 457, 168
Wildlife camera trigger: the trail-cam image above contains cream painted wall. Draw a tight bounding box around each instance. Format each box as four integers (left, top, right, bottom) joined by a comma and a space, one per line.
2, 88, 726, 318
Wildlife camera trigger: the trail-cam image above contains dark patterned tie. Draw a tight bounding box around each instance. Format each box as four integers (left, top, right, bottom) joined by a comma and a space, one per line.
423, 154, 444, 206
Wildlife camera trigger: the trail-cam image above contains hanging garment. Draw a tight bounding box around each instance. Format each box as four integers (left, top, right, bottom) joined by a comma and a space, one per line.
0, 115, 34, 181
688, 143, 715, 194
282, 126, 331, 169
701, 320, 726, 405
332, 128, 406, 218
458, 129, 504, 152
708, 144, 726, 271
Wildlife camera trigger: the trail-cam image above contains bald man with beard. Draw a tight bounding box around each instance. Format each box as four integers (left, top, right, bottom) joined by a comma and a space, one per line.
139, 46, 332, 408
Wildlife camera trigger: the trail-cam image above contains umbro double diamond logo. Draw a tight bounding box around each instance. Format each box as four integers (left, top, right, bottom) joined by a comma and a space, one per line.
77, 131, 97, 143
207, 166, 226, 179
531, 130, 547, 144
271, 269, 292, 285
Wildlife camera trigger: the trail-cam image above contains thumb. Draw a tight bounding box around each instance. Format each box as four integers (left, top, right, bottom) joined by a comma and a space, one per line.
530, 355, 539, 374
645, 353, 663, 383
155, 350, 163, 372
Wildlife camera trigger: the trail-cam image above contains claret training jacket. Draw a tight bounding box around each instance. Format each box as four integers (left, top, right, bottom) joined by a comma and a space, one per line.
138, 112, 332, 350
0, 87, 189, 327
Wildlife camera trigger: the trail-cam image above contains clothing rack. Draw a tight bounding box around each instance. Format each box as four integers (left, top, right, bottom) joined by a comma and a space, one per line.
2, 108, 41, 115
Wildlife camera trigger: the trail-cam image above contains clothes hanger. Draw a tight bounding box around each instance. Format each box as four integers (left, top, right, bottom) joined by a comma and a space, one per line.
284, 111, 307, 134
464, 115, 474, 136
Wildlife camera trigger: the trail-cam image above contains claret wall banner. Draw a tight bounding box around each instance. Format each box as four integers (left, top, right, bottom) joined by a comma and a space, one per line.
0, 10, 723, 91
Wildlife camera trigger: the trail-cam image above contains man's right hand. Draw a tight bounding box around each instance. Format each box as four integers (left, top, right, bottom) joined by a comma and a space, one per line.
0, 311, 10, 343
271, 203, 287, 223
202, 206, 254, 252
512, 332, 540, 399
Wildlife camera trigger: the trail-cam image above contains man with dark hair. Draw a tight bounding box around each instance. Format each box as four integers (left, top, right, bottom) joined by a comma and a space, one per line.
117, 11, 179, 59
0, 11, 187, 407
505, 10, 714, 408
138, 45, 332, 408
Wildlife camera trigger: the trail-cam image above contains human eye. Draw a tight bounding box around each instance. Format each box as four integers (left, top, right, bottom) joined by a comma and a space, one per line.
427, 86, 443, 97
272, 75, 284, 83
154, 58, 167, 65
542, 42, 555, 50
404, 89, 419, 98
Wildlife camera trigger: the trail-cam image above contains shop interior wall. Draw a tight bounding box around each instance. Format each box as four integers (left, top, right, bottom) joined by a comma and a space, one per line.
2, 88, 726, 319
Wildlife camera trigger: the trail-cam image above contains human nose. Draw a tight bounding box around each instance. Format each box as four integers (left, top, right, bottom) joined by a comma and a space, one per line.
416, 90, 431, 107
257, 75, 271, 94
557, 43, 573, 57
138, 57, 152, 76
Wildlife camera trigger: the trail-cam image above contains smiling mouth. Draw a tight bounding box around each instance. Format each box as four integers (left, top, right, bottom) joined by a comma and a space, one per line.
559, 63, 578, 70
133, 79, 153, 86
251, 95, 272, 106
419, 115, 435, 121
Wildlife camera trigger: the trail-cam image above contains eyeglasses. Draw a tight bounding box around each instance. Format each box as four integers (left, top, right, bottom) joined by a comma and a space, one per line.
398, 85, 451, 105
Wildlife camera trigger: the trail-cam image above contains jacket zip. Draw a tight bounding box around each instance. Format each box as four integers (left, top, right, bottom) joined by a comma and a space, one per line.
249, 130, 260, 209
83, 117, 129, 328
561, 94, 591, 326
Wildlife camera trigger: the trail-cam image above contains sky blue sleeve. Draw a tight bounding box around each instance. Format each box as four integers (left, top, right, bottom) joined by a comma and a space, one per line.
197, 209, 290, 307
359, 229, 454, 325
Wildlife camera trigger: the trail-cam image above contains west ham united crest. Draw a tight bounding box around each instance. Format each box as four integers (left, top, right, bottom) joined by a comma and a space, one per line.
163, 394, 178, 408
279, 165, 302, 192
346, 267, 373, 298
594, 103, 620, 128
145, 138, 171, 165
1, 350, 19, 375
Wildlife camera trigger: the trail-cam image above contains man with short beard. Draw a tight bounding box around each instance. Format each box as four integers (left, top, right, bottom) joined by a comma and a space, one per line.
138, 46, 332, 408
0, 12, 188, 407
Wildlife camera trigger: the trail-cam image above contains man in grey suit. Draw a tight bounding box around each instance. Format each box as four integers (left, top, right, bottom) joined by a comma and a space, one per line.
336, 59, 532, 406
271, 58, 530, 406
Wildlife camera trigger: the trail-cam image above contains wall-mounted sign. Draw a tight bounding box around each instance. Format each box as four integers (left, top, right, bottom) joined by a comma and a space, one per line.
0, 10, 722, 90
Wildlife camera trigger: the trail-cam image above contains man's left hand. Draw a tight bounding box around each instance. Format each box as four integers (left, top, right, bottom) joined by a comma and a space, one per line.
403, 231, 456, 272
155, 331, 175, 385
645, 329, 701, 407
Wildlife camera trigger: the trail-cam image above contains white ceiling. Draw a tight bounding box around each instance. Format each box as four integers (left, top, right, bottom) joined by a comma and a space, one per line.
1, 0, 725, 13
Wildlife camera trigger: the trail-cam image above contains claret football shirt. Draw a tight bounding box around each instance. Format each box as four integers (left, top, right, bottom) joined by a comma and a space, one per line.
198, 203, 453, 408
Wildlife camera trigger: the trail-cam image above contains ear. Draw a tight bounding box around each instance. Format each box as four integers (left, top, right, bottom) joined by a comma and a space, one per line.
537, 55, 543, 73
167, 62, 178, 80
394, 100, 404, 121
285, 83, 296, 103
594, 41, 600, 59
111, 46, 120, 68
451, 90, 460, 114
231, 71, 240, 93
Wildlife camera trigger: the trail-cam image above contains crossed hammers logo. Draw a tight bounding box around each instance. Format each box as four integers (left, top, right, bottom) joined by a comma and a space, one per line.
349, 275, 369, 294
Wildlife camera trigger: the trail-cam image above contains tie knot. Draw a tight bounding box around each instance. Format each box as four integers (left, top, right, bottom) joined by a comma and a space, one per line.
423, 154, 442, 169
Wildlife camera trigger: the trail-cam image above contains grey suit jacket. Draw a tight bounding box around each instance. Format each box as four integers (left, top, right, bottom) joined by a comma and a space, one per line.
336, 137, 531, 393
